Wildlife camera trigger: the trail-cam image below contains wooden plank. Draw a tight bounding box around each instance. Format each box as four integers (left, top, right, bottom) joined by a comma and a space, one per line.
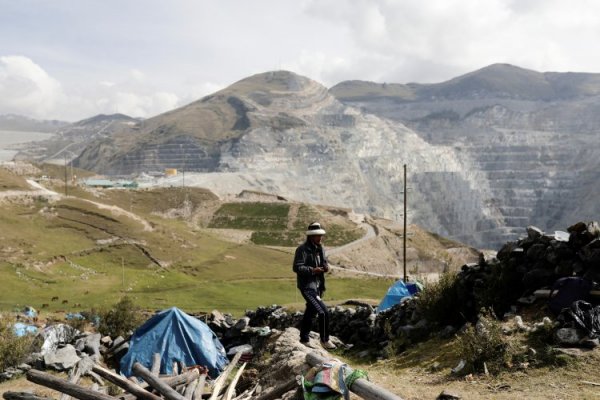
192, 375, 206, 400
132, 362, 187, 400
306, 352, 404, 400
91, 364, 162, 400
151, 353, 161, 376
184, 377, 199, 400
208, 352, 243, 400
223, 363, 246, 400
61, 362, 84, 400
26, 369, 116, 400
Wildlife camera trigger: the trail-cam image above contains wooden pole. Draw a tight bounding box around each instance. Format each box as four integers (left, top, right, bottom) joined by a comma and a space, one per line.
183, 377, 199, 400
192, 374, 206, 400
3, 392, 53, 400
132, 362, 187, 400
151, 353, 161, 376
91, 365, 162, 400
223, 362, 246, 400
403, 163, 407, 283
306, 352, 404, 400
208, 351, 243, 400
64, 154, 68, 196
26, 369, 116, 400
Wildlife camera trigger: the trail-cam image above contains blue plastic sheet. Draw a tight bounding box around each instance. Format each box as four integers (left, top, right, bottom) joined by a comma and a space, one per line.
13, 322, 38, 336
120, 307, 228, 378
376, 281, 422, 312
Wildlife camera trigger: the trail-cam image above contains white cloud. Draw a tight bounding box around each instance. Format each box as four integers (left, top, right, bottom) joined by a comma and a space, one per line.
0, 55, 65, 118
4, 1, 600, 119
0, 55, 182, 121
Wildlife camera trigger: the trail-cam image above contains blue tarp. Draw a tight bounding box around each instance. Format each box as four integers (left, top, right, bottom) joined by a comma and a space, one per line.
13, 322, 38, 336
120, 307, 229, 378
376, 281, 422, 312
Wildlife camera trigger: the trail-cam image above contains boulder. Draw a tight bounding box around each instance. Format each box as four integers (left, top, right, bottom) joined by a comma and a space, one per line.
43, 344, 81, 371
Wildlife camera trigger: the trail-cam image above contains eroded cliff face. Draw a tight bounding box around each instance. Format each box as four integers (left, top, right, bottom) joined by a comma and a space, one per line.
331, 65, 600, 248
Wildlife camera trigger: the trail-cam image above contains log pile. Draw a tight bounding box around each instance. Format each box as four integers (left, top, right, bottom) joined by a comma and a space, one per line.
3, 352, 253, 400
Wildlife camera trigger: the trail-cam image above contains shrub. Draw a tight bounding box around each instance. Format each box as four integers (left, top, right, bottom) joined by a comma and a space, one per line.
418, 272, 467, 327
0, 315, 35, 371
455, 311, 512, 374
97, 297, 143, 338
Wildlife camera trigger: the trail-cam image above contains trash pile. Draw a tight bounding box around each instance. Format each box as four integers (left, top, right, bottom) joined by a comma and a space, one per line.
2, 308, 389, 400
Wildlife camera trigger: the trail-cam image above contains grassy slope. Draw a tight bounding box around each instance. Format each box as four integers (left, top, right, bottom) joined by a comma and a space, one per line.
0, 167, 390, 315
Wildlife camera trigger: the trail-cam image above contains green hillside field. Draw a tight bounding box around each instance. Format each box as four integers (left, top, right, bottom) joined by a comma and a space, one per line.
0, 168, 391, 316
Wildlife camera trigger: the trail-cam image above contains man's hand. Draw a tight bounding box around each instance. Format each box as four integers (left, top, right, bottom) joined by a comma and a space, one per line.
313, 267, 325, 274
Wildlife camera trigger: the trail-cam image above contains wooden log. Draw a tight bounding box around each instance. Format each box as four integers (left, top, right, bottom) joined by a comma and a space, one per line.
91, 364, 162, 400
26, 369, 116, 400
3, 392, 53, 400
132, 362, 187, 400
208, 351, 243, 400
192, 375, 206, 400
157, 370, 200, 388
223, 363, 246, 400
85, 371, 105, 386
252, 379, 297, 400
61, 362, 84, 400
105, 337, 125, 355
306, 352, 404, 400
184, 377, 199, 400
151, 353, 161, 376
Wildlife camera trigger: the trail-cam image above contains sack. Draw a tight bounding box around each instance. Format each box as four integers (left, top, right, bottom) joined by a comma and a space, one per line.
548, 277, 593, 315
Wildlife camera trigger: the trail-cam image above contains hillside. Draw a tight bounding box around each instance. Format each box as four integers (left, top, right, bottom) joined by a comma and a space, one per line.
0, 163, 477, 314
13, 65, 600, 249
330, 63, 600, 248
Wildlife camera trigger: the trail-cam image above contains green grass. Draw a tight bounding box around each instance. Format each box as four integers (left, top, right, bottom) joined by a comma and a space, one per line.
210, 202, 290, 230
211, 202, 364, 246
0, 167, 389, 316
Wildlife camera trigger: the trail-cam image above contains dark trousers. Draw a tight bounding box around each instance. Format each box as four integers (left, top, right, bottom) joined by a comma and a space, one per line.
299, 289, 329, 342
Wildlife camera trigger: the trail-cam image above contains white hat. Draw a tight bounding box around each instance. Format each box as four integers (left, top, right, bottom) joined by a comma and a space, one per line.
306, 222, 326, 236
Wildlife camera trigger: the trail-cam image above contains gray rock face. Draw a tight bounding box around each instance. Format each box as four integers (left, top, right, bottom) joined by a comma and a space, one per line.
331, 65, 600, 248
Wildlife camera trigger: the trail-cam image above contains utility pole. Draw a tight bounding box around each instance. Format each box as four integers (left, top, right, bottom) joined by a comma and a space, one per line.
64, 154, 68, 196
403, 164, 407, 283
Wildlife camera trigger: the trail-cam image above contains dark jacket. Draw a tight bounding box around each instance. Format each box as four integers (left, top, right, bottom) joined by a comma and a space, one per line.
293, 239, 328, 292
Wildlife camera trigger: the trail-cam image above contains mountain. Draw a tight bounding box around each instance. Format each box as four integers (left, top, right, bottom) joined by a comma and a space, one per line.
330, 63, 600, 246
0, 114, 68, 132
73, 71, 506, 248
331, 63, 600, 102
14, 113, 140, 162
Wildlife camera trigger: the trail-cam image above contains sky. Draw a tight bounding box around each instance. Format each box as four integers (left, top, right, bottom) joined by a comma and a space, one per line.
2, 0, 600, 122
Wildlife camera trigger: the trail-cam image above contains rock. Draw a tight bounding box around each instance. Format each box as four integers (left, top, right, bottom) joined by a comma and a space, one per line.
437, 389, 461, 399
527, 226, 544, 240
75, 332, 101, 359
555, 328, 584, 345
43, 344, 81, 371
234, 317, 250, 331
579, 337, 600, 348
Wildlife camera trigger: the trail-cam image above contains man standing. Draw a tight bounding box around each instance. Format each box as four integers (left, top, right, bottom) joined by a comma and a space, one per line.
293, 222, 336, 349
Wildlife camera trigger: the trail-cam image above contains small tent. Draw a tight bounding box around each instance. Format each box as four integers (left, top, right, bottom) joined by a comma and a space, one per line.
120, 307, 228, 378
377, 280, 422, 313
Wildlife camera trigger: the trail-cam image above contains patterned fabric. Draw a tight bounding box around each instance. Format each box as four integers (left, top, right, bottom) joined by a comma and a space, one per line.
302, 360, 349, 400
